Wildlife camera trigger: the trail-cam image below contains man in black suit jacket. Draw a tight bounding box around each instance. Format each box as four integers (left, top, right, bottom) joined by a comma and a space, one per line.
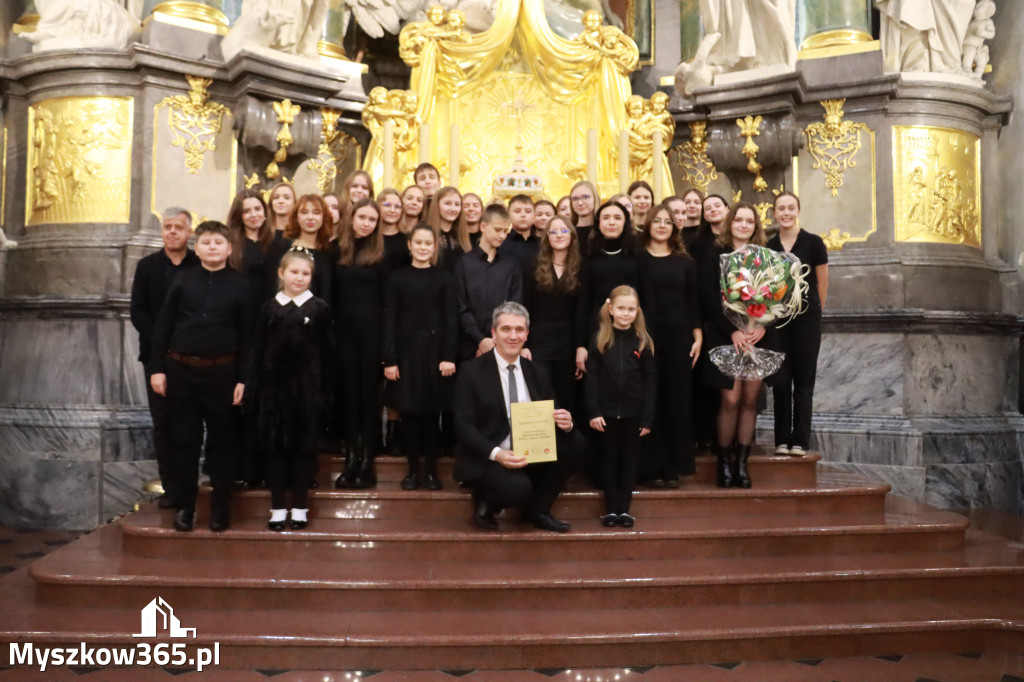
454, 301, 583, 532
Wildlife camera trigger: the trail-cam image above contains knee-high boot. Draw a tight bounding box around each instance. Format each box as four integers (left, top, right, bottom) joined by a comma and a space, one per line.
351, 442, 378, 489
733, 444, 752, 489
715, 444, 734, 488
334, 445, 360, 489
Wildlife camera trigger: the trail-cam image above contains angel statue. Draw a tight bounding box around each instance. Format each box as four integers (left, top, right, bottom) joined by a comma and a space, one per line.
221, 0, 329, 61
26, 0, 140, 52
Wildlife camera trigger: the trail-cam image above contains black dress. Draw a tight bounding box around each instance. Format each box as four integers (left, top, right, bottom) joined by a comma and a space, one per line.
331, 249, 384, 450
437, 230, 464, 273
640, 250, 701, 478
249, 294, 335, 509
699, 243, 779, 389
382, 266, 458, 414
381, 231, 412, 281
523, 262, 579, 412
575, 248, 650, 351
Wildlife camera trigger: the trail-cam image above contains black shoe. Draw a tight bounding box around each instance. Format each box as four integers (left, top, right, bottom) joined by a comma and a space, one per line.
617, 513, 635, 528
715, 444, 734, 488
208, 509, 230, 532
334, 445, 360, 489
172, 508, 194, 532
423, 473, 442, 491
401, 473, 420, 490
268, 520, 286, 532
350, 448, 377, 489
289, 518, 308, 531
472, 495, 498, 531
639, 478, 665, 489
530, 511, 571, 533
157, 494, 175, 509
600, 513, 619, 527
734, 444, 752, 489
663, 477, 681, 489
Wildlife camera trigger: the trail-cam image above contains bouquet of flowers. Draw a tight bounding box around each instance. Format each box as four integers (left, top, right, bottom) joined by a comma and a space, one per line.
709, 244, 809, 380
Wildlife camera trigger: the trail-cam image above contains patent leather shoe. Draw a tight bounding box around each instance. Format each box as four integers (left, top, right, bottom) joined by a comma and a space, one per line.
423, 473, 442, 491
267, 520, 286, 532
472, 496, 498, 531
208, 509, 230, 532
172, 508, 194, 532
530, 511, 571, 533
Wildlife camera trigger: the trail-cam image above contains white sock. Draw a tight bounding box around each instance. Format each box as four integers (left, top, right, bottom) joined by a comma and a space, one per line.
270, 509, 287, 522
290, 508, 308, 522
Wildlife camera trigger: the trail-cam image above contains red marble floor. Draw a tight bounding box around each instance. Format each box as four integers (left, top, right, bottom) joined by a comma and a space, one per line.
1, 509, 1023, 681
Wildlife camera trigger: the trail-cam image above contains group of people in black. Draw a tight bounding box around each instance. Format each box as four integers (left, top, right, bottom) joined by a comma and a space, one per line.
130, 161, 829, 534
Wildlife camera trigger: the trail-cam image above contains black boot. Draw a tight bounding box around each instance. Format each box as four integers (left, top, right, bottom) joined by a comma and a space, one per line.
351, 445, 377, 489
734, 444, 752, 489
334, 444, 360, 489
385, 420, 401, 456
715, 444, 734, 488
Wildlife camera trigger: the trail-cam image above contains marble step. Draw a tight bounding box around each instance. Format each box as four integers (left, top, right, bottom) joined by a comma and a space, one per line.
200, 471, 888, 521
313, 452, 819, 488
31, 521, 1024, 613
5, 563, 1023, 670
121, 497, 968, 562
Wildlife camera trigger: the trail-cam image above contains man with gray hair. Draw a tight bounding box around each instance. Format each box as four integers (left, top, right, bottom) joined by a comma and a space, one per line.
453, 301, 583, 532
130, 207, 199, 508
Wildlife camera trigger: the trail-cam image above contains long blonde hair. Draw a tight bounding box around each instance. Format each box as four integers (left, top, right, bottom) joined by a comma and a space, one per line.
595, 285, 654, 355
425, 186, 471, 252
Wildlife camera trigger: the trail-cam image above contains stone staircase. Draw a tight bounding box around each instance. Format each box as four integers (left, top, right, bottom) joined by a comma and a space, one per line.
3, 451, 1024, 671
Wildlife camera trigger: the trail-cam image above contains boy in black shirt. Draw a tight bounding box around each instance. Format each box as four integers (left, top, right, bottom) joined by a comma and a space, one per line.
150, 221, 251, 532
130, 207, 200, 509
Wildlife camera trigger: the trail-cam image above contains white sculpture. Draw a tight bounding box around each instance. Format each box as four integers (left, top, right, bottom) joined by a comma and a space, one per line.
674, 32, 721, 96
221, 0, 330, 62
961, 0, 995, 78
405, 0, 500, 33
342, 0, 423, 39
26, 0, 140, 52
696, 0, 797, 73
876, 0, 977, 75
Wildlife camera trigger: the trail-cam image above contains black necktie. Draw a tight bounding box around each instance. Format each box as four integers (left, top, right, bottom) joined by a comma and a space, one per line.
507, 364, 519, 406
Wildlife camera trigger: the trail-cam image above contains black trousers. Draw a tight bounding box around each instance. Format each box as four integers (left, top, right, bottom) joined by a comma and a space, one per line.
402, 412, 440, 469
337, 327, 381, 451
600, 417, 641, 515
535, 355, 577, 414
773, 313, 822, 449
470, 429, 584, 514
144, 375, 174, 500
644, 331, 695, 479
165, 359, 240, 511
267, 448, 315, 510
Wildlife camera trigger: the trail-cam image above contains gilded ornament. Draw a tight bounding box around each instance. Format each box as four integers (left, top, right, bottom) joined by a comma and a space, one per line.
308, 108, 356, 193
737, 115, 767, 193
267, 99, 302, 180
732, 188, 742, 204
624, 91, 674, 184
674, 120, 719, 195
360, 88, 421, 188
803, 99, 868, 198
755, 202, 774, 228
893, 125, 981, 247
244, 172, 261, 189
822, 227, 852, 251
27, 97, 133, 225
156, 76, 231, 175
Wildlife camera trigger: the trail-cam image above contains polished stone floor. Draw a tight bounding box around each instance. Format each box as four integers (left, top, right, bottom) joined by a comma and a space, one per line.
2, 510, 1023, 682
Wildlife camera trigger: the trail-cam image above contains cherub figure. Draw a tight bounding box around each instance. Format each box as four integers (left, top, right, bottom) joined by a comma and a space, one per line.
961, 0, 995, 77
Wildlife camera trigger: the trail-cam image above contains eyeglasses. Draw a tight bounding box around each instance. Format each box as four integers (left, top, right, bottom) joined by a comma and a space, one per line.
548, 228, 571, 235
380, 202, 401, 209
571, 195, 592, 203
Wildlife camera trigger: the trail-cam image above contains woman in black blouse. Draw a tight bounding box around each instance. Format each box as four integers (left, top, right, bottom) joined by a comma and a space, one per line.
766, 192, 829, 457
524, 216, 582, 412
639, 203, 702, 485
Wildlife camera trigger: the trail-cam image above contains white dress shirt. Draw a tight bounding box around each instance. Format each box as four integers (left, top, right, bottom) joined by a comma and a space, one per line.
490, 349, 531, 459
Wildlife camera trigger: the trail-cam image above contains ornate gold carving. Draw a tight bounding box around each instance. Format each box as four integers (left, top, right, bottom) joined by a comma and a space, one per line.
893, 125, 981, 247
822, 227, 852, 251
307, 108, 356, 193
674, 120, 719, 195
27, 97, 133, 225
737, 115, 767, 192
625, 91, 674, 183
266, 99, 301, 180
732, 188, 742, 204
155, 75, 230, 175
360, 88, 420, 189
803, 99, 869, 198
244, 172, 260, 189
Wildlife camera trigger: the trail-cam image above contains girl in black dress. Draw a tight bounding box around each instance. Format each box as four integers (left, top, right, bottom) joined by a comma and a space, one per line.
426, 186, 470, 272
766, 191, 829, 457
250, 249, 335, 531
701, 202, 776, 489
267, 182, 296, 238
332, 198, 386, 489
323, 192, 342, 228
639, 203, 702, 486
533, 199, 556, 237
463, 192, 483, 247
383, 224, 458, 490
628, 181, 653, 228
337, 170, 374, 231
377, 188, 412, 454
586, 285, 656, 528
401, 185, 425, 233
524, 216, 581, 412
667, 188, 704, 252
569, 180, 599, 254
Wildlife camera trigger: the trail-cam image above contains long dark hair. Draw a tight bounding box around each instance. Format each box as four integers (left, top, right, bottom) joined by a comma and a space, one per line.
227, 189, 273, 252
716, 201, 767, 249
337, 197, 384, 266
534, 217, 581, 293
697, 193, 729, 238
640, 202, 687, 256
589, 200, 635, 256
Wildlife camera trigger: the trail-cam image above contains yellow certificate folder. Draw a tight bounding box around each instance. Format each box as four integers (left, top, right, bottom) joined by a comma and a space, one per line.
510, 399, 557, 463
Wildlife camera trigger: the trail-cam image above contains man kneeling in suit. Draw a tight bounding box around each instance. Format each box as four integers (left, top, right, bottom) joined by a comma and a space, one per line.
454, 301, 583, 532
